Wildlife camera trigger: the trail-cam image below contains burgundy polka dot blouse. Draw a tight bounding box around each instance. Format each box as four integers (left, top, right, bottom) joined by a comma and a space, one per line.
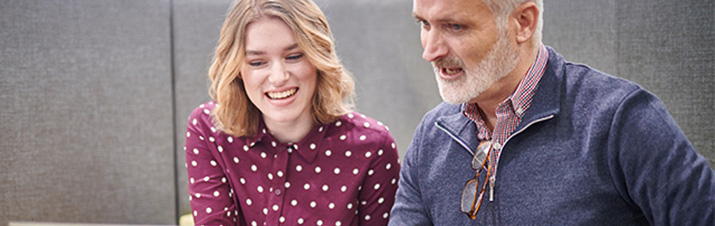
185, 102, 400, 226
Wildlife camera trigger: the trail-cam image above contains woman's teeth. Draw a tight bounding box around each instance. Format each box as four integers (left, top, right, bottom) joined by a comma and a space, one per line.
267, 88, 297, 99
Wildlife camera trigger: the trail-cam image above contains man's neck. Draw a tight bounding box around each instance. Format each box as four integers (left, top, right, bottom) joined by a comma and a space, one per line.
474, 43, 540, 132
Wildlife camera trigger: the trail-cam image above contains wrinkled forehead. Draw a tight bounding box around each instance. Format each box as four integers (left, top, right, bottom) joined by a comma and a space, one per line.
412, 0, 491, 21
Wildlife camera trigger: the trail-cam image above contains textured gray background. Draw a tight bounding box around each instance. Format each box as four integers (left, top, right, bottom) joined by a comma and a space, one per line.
1, 0, 175, 225
2, 0, 713, 225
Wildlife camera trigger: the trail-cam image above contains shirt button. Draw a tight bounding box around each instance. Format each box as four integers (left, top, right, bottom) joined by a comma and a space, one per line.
516, 107, 524, 115
274, 189, 282, 196
493, 143, 501, 150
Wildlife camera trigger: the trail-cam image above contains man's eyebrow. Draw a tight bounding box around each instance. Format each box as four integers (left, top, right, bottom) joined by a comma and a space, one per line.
413, 12, 423, 20
412, 15, 458, 25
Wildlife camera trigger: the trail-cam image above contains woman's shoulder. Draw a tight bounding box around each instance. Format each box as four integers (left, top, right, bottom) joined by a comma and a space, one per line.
330, 111, 395, 146
339, 111, 391, 132
186, 101, 218, 132
333, 111, 399, 160
189, 101, 217, 117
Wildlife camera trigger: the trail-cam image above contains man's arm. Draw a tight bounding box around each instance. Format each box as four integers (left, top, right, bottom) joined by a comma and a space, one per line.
389, 119, 434, 225
607, 88, 714, 226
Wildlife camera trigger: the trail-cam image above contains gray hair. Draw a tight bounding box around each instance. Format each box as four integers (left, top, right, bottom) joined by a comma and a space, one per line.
482, 0, 543, 44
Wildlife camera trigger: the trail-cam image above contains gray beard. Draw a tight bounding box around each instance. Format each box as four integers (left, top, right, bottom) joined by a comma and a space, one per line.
433, 31, 519, 105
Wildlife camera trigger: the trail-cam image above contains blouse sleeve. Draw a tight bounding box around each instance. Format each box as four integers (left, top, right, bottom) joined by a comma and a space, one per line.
185, 106, 240, 225
357, 129, 401, 226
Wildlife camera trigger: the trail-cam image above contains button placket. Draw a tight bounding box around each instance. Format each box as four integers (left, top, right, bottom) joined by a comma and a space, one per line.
267, 144, 291, 225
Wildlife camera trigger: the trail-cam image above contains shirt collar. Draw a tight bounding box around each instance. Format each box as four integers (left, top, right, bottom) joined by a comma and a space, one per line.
462, 44, 549, 135
244, 118, 327, 163
509, 44, 549, 118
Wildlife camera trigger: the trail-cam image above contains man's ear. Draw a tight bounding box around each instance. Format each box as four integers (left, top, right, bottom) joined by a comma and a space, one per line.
512, 2, 539, 44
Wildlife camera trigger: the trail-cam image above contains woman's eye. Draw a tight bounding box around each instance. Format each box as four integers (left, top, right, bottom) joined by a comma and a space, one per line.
286, 53, 304, 61
248, 61, 264, 67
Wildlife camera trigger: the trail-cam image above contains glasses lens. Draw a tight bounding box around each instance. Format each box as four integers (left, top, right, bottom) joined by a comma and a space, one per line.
472, 141, 491, 170
460, 179, 478, 214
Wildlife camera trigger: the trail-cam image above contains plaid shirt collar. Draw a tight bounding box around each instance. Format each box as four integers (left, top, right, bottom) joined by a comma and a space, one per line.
463, 44, 549, 141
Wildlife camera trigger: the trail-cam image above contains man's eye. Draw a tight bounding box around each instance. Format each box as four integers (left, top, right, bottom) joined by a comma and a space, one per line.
417, 20, 430, 28
450, 24, 463, 31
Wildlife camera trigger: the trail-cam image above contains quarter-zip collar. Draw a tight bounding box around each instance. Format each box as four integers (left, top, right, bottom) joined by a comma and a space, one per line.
434, 104, 480, 156
435, 46, 563, 154
515, 46, 562, 132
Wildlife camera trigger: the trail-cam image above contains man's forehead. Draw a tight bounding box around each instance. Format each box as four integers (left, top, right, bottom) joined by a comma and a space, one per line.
413, 0, 489, 19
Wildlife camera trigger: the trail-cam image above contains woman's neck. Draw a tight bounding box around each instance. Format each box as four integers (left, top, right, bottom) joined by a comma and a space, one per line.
263, 114, 315, 144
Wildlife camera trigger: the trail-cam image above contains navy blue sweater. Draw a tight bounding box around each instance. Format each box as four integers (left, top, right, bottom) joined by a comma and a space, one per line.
389, 47, 714, 225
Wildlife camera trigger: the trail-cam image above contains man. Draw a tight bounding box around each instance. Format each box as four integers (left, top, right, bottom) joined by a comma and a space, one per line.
388, 0, 714, 225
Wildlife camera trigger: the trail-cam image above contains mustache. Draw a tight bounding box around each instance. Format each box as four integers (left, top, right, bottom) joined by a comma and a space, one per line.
432, 56, 464, 69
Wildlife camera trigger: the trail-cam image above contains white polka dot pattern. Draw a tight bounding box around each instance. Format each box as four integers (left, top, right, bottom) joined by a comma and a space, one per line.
185, 102, 399, 226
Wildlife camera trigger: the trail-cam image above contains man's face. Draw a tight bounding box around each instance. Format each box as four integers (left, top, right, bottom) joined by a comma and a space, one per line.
413, 0, 519, 104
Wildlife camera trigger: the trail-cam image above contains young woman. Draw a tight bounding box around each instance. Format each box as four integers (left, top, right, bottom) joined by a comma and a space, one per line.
184, 0, 399, 225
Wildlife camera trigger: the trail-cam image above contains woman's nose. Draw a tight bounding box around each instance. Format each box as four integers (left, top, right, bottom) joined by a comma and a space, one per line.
268, 62, 289, 86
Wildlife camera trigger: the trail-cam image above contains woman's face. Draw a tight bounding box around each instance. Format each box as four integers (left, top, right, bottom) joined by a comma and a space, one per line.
241, 16, 317, 130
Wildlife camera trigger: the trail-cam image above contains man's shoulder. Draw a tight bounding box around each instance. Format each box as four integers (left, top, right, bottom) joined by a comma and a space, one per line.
560, 62, 645, 106
543, 47, 644, 107
545, 46, 641, 95
422, 102, 462, 122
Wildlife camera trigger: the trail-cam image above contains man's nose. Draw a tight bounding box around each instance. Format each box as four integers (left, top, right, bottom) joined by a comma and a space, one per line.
421, 30, 448, 62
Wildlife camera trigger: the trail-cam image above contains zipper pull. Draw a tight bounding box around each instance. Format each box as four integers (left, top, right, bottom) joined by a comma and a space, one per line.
489, 176, 495, 202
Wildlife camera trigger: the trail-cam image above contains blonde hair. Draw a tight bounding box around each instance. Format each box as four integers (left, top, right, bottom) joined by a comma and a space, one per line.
208, 0, 355, 137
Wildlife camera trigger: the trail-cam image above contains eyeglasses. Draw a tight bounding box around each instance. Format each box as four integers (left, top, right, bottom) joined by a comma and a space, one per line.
460, 141, 492, 220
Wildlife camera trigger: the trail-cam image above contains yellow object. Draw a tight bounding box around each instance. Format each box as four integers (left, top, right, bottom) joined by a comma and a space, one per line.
179, 213, 195, 226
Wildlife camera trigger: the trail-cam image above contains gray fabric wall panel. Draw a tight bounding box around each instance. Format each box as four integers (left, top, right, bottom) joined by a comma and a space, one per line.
172, 0, 232, 217
542, 0, 618, 74
1, 0, 175, 225
615, 0, 714, 164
